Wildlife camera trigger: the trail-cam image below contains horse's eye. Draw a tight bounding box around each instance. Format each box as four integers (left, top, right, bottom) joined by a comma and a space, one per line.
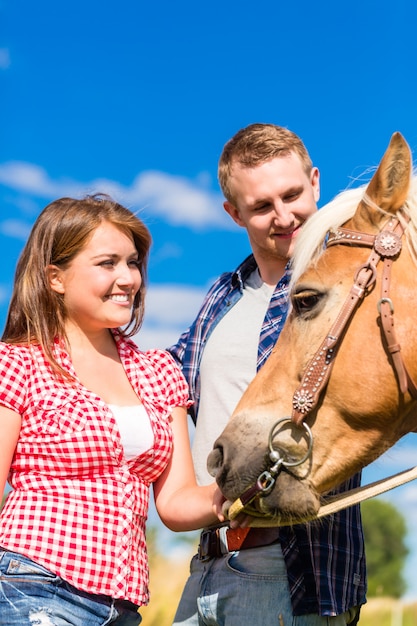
292, 290, 323, 317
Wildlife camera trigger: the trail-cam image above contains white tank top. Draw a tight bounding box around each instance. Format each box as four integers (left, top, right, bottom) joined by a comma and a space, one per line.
108, 404, 154, 459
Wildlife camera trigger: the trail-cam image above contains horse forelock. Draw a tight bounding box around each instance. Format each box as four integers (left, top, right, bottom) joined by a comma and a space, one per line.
290, 171, 417, 289
290, 186, 366, 287
402, 173, 417, 265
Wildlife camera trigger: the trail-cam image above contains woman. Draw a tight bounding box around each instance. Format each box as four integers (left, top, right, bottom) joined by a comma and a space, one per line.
0, 195, 221, 625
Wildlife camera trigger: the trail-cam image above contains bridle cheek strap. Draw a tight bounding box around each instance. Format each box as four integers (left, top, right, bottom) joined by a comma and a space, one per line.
291, 215, 417, 427
379, 254, 417, 398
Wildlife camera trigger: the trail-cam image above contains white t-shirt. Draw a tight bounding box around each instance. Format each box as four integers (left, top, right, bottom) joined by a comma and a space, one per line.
192, 269, 274, 484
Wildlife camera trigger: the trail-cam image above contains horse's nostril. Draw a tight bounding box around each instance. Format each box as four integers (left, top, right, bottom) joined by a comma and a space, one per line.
207, 445, 224, 477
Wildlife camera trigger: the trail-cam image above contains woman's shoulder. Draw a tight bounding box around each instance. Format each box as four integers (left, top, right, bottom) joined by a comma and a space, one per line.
0, 343, 32, 408
116, 335, 177, 370
0, 341, 32, 360
0, 343, 48, 379
142, 347, 175, 360
116, 334, 174, 363
135, 346, 178, 370
116, 336, 191, 405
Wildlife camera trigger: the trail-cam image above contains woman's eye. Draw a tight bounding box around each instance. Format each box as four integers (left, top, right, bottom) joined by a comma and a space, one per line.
99, 258, 140, 269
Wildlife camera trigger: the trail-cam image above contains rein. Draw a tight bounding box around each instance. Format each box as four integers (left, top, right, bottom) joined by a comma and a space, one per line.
228, 213, 417, 523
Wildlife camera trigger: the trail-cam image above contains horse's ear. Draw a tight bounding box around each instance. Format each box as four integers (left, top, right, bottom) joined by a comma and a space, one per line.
357, 132, 412, 228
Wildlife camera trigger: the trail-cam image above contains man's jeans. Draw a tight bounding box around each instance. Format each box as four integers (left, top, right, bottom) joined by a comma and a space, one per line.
172, 543, 359, 626
0, 549, 142, 626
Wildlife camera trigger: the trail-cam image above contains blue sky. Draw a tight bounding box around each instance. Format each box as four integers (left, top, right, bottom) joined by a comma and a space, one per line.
2, 0, 417, 599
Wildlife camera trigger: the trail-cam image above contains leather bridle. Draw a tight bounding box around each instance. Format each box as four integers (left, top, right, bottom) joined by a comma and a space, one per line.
292, 212, 417, 426
227, 210, 417, 521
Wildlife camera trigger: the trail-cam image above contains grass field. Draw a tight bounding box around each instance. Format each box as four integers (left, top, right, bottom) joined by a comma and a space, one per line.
359, 598, 417, 626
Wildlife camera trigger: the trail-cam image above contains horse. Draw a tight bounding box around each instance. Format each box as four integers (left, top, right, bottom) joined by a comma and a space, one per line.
206, 131, 417, 526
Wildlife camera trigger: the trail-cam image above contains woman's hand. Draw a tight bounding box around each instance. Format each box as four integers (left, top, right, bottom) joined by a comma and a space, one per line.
212, 486, 227, 522
220, 498, 256, 529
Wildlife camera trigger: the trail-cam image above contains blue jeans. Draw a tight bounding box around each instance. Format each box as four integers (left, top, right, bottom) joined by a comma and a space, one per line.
0, 549, 142, 625
172, 543, 359, 626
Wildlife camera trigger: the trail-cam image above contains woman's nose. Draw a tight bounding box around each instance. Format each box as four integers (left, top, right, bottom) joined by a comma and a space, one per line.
117, 262, 136, 285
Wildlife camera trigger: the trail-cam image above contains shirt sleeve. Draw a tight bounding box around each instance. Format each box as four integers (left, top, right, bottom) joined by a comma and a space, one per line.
0, 343, 27, 414
145, 349, 193, 410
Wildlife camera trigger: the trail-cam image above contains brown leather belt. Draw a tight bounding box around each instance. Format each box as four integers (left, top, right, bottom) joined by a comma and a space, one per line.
197, 525, 280, 561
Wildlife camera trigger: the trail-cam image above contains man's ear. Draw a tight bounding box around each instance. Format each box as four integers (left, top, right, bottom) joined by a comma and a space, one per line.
310, 167, 320, 203
47, 265, 65, 294
223, 201, 245, 228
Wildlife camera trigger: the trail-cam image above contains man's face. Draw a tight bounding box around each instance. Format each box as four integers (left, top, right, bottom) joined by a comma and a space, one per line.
224, 152, 320, 265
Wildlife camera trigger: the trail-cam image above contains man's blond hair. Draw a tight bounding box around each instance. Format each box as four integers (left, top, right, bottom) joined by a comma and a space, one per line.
218, 123, 313, 204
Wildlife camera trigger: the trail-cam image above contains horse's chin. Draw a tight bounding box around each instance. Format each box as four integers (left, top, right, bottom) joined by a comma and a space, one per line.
226, 472, 321, 526
256, 493, 320, 525
261, 477, 320, 524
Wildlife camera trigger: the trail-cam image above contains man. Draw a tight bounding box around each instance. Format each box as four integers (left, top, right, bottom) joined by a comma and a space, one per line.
169, 123, 366, 625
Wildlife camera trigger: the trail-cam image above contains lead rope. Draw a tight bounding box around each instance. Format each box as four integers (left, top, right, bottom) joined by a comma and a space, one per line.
226, 464, 417, 525
315, 465, 417, 519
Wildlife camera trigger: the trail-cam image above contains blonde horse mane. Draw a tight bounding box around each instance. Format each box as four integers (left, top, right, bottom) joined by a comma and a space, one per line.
290, 171, 417, 288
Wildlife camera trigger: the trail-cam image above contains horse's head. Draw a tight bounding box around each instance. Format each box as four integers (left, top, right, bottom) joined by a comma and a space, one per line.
207, 132, 417, 525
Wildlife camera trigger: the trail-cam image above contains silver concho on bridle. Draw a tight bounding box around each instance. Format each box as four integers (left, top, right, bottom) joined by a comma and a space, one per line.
292, 389, 315, 414
374, 230, 402, 257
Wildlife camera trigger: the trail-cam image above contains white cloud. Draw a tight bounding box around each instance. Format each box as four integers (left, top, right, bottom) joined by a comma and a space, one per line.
0, 219, 32, 240
0, 285, 9, 305
137, 283, 208, 350
136, 327, 181, 352
0, 162, 82, 198
151, 242, 183, 264
124, 171, 228, 230
0, 161, 231, 231
144, 284, 207, 325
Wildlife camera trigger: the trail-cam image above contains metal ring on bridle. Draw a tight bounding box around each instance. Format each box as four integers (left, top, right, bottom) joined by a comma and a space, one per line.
377, 297, 394, 315
268, 417, 314, 468
256, 418, 314, 496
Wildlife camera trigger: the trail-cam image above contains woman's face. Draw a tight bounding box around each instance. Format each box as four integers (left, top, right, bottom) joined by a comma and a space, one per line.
49, 221, 142, 335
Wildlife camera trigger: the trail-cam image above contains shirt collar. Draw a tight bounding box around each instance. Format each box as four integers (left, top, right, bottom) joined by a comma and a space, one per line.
231, 254, 291, 291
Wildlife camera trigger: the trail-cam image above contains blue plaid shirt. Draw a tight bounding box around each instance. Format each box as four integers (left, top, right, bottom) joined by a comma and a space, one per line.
169, 254, 367, 616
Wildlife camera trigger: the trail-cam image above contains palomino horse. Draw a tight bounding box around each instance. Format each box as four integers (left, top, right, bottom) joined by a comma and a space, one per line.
207, 132, 417, 525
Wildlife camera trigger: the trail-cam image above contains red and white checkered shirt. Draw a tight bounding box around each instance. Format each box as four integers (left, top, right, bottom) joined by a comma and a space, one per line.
0, 333, 192, 606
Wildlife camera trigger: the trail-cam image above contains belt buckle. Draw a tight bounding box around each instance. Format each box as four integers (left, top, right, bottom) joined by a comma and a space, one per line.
198, 529, 213, 562
218, 525, 229, 555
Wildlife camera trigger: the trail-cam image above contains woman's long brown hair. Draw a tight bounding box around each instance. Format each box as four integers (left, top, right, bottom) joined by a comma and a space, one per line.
2, 194, 151, 376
